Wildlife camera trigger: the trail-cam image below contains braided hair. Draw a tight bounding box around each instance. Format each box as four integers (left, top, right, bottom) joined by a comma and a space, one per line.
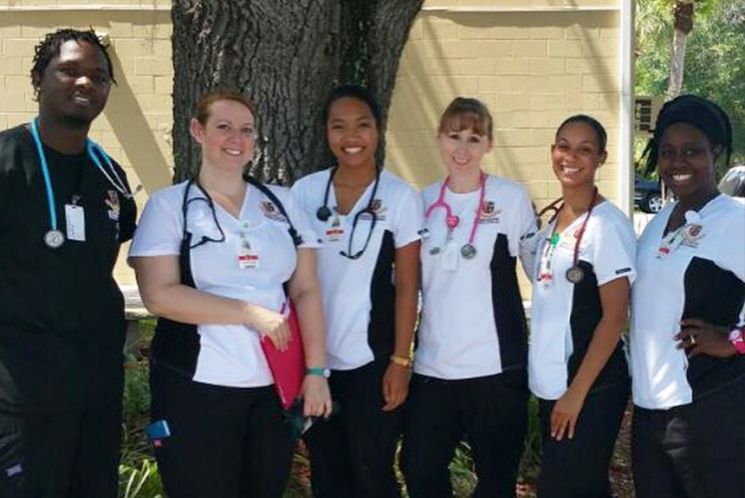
30, 28, 115, 99
642, 95, 732, 175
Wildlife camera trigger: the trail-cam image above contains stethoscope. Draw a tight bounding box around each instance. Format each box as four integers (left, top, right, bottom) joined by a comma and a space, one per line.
537, 186, 598, 284
29, 117, 140, 249
316, 165, 382, 260
424, 172, 486, 260
180, 178, 227, 249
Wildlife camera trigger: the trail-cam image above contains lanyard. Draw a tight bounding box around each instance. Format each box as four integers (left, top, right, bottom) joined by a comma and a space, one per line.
424, 172, 486, 259
30, 118, 137, 248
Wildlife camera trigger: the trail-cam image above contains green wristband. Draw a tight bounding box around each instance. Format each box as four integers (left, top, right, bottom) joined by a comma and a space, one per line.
306, 367, 331, 378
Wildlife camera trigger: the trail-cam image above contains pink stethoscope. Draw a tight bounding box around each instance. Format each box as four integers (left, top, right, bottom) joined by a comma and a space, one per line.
424, 172, 486, 259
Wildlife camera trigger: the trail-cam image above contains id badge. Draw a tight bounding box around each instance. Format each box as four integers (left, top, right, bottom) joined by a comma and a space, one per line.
325, 215, 345, 242
65, 204, 85, 241
238, 250, 260, 269
440, 239, 458, 271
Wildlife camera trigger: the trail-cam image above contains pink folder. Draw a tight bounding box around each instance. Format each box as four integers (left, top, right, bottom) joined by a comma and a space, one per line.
260, 301, 305, 410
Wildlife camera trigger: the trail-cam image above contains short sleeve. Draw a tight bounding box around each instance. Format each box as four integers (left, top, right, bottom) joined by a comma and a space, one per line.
714, 206, 745, 282
111, 159, 137, 243
590, 212, 637, 286
128, 188, 183, 258
282, 187, 321, 249
513, 187, 539, 277
392, 185, 423, 249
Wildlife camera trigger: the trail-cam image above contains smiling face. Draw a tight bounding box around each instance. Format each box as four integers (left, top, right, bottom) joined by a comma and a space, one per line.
437, 126, 491, 177
657, 122, 718, 203
551, 121, 607, 189
36, 40, 112, 127
326, 96, 379, 171
190, 99, 257, 171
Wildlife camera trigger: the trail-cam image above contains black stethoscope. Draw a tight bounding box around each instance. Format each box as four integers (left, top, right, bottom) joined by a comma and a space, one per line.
316, 166, 382, 260
29, 117, 140, 249
180, 178, 227, 249
536, 186, 598, 284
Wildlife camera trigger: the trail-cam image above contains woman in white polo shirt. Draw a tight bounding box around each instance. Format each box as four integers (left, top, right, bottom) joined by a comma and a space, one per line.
528, 115, 635, 498
128, 90, 331, 498
631, 95, 745, 498
400, 97, 536, 498
291, 85, 422, 498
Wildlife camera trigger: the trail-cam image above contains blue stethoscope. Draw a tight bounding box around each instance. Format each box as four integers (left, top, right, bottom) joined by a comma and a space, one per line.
29, 117, 139, 249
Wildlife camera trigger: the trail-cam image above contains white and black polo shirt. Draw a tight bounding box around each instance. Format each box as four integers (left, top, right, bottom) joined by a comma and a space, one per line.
529, 201, 636, 401
631, 194, 745, 410
129, 180, 319, 387
291, 169, 423, 371
415, 175, 536, 379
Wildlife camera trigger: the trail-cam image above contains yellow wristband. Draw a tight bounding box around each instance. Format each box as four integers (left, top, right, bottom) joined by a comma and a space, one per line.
390, 355, 412, 368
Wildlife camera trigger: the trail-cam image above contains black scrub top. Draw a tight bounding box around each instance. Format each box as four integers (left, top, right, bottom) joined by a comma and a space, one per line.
0, 124, 137, 413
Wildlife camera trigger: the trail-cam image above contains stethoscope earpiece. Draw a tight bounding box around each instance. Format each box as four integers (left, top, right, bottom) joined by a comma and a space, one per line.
316, 206, 332, 222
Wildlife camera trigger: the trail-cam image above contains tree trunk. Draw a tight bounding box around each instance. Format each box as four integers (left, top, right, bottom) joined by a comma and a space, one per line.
172, 0, 424, 184
666, 1, 695, 98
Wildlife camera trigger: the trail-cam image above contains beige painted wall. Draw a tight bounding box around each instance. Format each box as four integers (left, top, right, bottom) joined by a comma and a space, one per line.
0, 1, 625, 286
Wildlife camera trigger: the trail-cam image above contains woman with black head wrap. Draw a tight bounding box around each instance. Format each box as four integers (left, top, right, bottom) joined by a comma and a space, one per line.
630, 94, 745, 498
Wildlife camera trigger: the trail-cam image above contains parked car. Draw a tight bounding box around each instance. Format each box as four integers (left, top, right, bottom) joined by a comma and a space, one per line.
635, 174, 664, 213
719, 165, 745, 200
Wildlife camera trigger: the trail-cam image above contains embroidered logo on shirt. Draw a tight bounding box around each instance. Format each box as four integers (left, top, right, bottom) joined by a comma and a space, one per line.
104, 190, 120, 221
478, 200, 501, 224
359, 198, 387, 221
260, 201, 288, 222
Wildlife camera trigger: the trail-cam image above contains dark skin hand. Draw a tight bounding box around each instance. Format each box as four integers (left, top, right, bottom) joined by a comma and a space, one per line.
676, 318, 737, 358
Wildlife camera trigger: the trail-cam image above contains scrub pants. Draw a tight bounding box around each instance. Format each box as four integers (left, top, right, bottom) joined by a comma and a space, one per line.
401, 369, 529, 498
632, 375, 745, 498
303, 359, 404, 498
150, 366, 293, 498
537, 380, 629, 498
0, 401, 122, 498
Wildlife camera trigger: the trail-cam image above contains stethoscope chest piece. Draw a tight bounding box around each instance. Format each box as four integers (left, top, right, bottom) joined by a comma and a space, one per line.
460, 243, 477, 259
565, 264, 585, 284
316, 206, 333, 222
44, 229, 65, 249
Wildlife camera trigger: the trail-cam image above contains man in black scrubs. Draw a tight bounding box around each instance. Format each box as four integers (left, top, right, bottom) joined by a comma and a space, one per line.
0, 29, 136, 497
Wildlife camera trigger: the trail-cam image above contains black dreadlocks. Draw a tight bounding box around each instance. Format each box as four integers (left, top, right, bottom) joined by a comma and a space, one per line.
30, 28, 116, 99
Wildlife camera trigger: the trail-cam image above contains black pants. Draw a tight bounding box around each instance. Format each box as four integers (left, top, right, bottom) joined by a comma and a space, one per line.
150, 366, 293, 498
303, 359, 403, 498
632, 376, 745, 498
0, 401, 122, 498
537, 381, 629, 498
401, 369, 529, 498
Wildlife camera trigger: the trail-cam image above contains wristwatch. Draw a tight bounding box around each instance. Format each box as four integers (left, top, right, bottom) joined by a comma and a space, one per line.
729, 327, 745, 355
306, 367, 331, 378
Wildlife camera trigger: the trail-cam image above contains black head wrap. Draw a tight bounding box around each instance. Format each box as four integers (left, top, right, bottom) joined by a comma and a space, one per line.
642, 94, 732, 175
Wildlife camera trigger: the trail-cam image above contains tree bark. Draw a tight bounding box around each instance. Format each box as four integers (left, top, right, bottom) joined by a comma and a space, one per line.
667, 1, 695, 98
172, 0, 424, 184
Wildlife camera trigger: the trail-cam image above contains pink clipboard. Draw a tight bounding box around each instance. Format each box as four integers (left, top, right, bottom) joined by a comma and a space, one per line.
260, 301, 305, 410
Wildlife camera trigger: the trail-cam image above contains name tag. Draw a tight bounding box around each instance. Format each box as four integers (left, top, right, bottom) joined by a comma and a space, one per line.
65, 204, 85, 241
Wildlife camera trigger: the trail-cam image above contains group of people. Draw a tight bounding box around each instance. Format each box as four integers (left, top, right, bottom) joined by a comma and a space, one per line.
0, 27, 742, 498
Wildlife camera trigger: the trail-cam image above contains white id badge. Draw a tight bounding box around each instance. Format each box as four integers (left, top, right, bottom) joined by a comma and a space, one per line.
65, 204, 86, 241
440, 239, 458, 271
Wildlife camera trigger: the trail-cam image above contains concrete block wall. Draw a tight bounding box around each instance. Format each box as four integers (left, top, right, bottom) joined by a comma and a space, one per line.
0, 0, 625, 287
386, 4, 622, 211
0, 1, 173, 283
